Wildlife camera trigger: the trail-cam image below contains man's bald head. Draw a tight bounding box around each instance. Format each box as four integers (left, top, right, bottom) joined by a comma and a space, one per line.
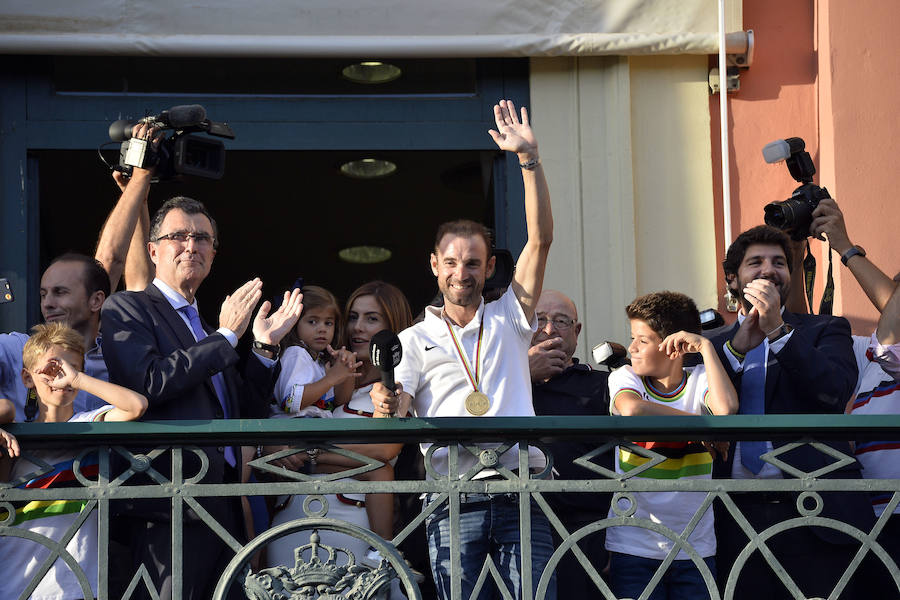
532, 290, 581, 365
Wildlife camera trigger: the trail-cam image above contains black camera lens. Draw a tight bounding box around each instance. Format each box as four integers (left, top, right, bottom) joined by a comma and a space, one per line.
763, 201, 792, 230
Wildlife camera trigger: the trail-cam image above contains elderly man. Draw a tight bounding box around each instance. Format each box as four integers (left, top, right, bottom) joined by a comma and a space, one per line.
101, 195, 302, 600
529, 290, 612, 597
371, 99, 555, 600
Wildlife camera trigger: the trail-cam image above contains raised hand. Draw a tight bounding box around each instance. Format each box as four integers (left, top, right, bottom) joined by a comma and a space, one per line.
659, 331, 709, 359
38, 358, 81, 391
219, 278, 263, 338
810, 198, 853, 253
487, 99, 539, 159
253, 287, 303, 345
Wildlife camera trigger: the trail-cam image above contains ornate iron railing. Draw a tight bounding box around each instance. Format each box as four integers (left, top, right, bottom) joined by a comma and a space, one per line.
2, 415, 899, 600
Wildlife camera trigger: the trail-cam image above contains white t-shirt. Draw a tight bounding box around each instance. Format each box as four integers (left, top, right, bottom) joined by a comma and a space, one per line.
605, 365, 717, 560
0, 406, 113, 600
849, 334, 900, 516
271, 345, 335, 419
394, 287, 542, 478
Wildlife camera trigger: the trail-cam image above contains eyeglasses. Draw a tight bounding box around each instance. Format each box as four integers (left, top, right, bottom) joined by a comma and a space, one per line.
536, 316, 576, 331
152, 231, 217, 248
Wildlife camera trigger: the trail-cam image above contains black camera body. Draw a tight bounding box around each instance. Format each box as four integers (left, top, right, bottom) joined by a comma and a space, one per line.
109, 105, 235, 181
762, 137, 831, 241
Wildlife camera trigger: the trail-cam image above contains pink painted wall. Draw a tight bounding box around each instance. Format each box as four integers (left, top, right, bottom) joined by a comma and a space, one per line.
710, 0, 900, 334
709, 0, 818, 318
817, 0, 900, 333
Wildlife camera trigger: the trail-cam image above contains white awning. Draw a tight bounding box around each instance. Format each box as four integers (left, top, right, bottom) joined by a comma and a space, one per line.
0, 0, 745, 57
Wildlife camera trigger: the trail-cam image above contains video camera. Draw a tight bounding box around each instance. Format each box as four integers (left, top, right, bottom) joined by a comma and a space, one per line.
762, 137, 831, 240
108, 104, 235, 180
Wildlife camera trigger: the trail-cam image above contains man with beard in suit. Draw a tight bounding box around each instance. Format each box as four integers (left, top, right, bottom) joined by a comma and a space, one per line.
711, 224, 872, 599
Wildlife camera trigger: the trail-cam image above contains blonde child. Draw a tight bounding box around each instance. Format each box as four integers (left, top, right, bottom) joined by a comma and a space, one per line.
0, 323, 146, 600
268, 285, 395, 553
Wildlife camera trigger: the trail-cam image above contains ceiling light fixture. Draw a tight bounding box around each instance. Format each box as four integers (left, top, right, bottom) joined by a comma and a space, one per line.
342, 61, 402, 84
338, 245, 392, 264
339, 158, 397, 179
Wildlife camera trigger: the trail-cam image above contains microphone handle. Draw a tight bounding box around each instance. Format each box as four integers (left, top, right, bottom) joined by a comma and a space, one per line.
380, 368, 397, 417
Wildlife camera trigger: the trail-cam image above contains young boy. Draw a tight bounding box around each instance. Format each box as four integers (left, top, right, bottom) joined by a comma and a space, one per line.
0, 322, 146, 600
605, 291, 738, 600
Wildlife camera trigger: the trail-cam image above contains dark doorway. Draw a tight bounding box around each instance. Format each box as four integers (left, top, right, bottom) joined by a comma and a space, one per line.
36, 148, 497, 323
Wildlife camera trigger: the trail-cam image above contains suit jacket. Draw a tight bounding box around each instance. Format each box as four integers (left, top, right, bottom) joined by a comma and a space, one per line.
710, 310, 873, 540
101, 283, 276, 520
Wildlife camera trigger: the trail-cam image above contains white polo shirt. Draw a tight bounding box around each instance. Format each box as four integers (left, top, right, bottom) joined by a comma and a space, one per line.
395, 286, 544, 478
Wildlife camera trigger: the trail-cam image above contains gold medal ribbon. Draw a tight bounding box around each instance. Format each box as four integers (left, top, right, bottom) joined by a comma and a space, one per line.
445, 315, 485, 393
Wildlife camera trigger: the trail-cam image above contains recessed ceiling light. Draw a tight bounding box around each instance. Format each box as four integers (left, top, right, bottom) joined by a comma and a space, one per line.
339, 158, 397, 179
342, 61, 402, 84
338, 245, 392, 264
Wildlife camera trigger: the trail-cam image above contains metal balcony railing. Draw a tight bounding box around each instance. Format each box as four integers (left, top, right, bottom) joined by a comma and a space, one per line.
2, 415, 899, 600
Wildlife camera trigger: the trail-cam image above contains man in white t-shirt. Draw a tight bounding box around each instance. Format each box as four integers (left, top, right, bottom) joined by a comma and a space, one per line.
371, 99, 554, 600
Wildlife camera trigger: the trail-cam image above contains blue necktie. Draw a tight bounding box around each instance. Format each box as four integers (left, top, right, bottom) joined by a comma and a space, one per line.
179, 305, 236, 467
739, 342, 768, 474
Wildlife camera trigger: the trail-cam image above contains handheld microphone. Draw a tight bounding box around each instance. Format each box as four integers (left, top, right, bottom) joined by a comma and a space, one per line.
370, 330, 402, 415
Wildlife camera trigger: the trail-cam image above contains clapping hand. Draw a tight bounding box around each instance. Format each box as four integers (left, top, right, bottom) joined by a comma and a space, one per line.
325, 346, 363, 385
220, 278, 263, 338
252, 288, 304, 345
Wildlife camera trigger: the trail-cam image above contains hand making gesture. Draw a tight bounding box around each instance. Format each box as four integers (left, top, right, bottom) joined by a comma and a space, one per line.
488, 99, 539, 161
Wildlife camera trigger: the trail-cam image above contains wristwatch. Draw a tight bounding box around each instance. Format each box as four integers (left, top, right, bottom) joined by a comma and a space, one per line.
252, 340, 280, 359
767, 323, 794, 342
840, 245, 866, 266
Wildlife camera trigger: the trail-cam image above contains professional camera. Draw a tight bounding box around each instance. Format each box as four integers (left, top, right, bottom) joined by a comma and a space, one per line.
107, 105, 235, 180
762, 137, 831, 241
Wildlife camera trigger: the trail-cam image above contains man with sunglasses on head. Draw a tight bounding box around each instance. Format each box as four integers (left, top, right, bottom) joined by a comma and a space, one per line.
100, 195, 302, 600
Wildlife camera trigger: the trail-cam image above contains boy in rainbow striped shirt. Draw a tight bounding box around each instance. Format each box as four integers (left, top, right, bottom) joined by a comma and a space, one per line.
605, 291, 738, 600
0, 322, 146, 600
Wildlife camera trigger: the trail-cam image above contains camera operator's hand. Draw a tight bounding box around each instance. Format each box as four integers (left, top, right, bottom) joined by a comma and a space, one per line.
811, 198, 853, 255
114, 123, 164, 185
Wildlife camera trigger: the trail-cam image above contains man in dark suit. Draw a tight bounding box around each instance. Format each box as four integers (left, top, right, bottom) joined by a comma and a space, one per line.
101, 195, 302, 600
710, 225, 871, 599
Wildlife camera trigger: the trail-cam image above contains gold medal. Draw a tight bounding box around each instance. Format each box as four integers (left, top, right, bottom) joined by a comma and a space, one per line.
465, 391, 491, 416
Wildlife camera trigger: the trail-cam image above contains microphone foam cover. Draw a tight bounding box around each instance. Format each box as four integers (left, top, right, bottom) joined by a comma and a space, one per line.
370, 329, 402, 369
